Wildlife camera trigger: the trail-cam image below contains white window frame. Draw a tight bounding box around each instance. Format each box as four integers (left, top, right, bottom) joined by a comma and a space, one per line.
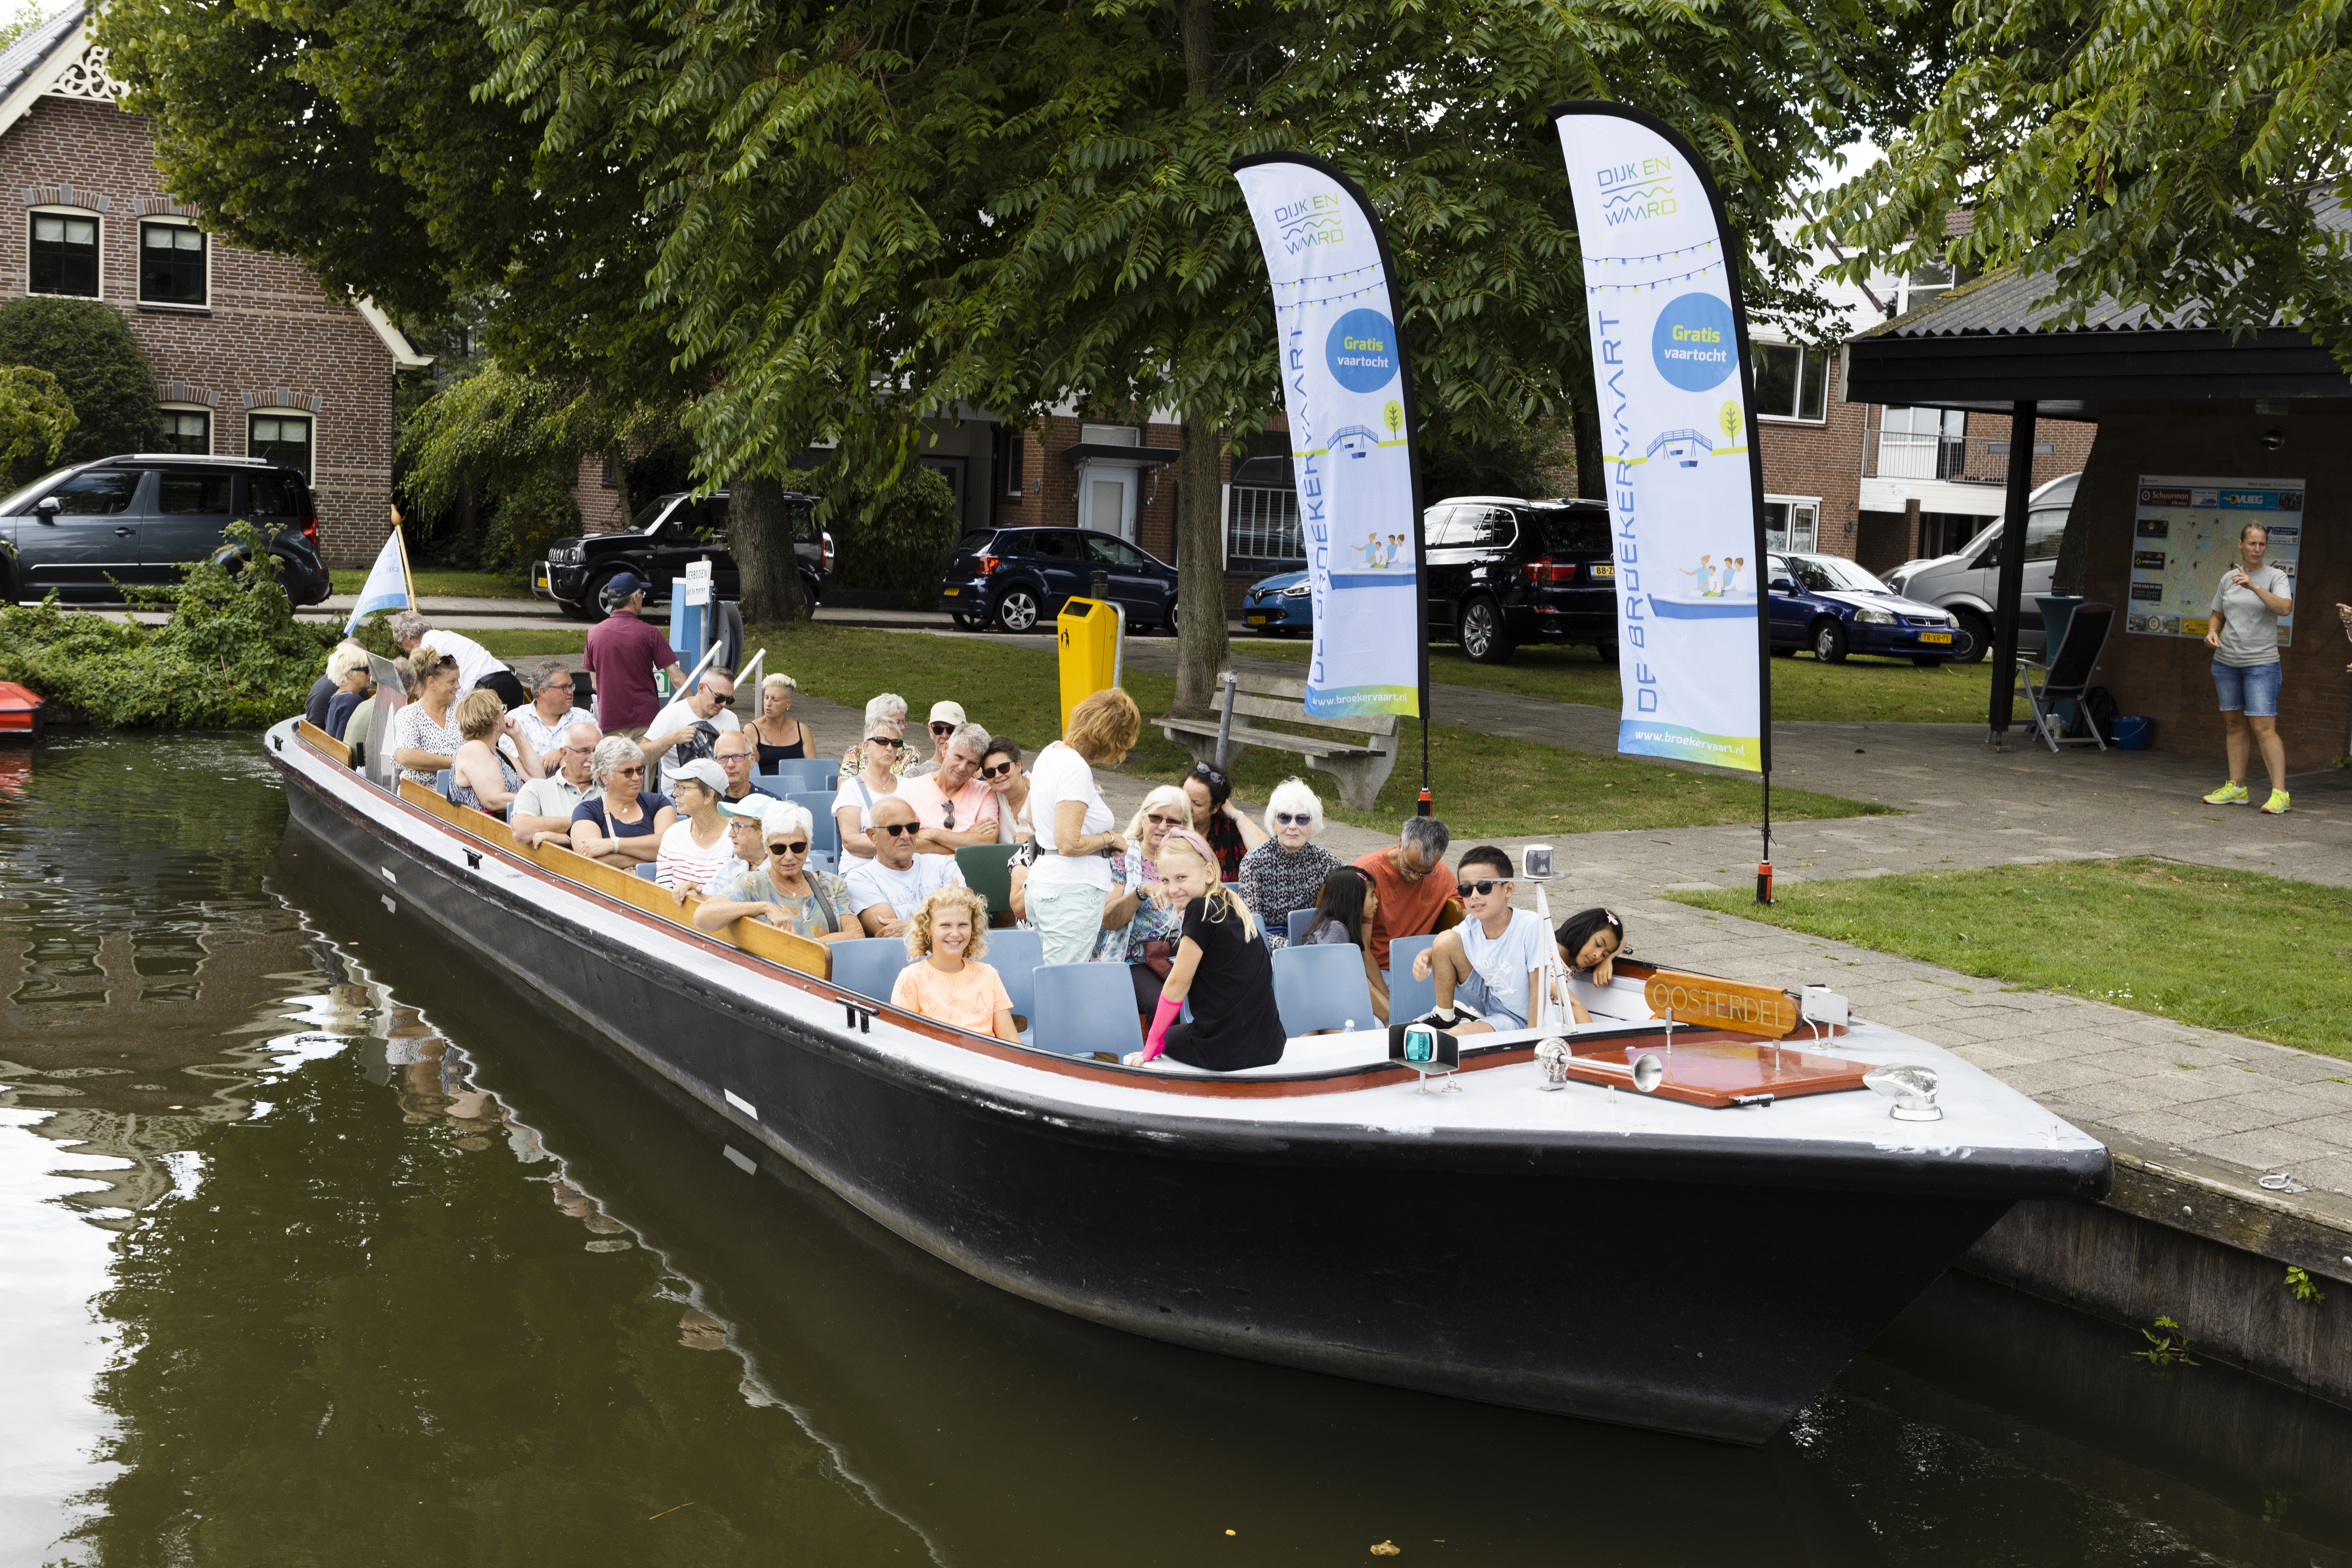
159, 404, 213, 455
1763, 494, 1822, 555
136, 217, 208, 310
247, 407, 316, 480
28, 205, 103, 300
1750, 339, 1829, 425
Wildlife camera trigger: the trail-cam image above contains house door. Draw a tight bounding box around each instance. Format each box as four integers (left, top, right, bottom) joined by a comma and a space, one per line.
1079, 464, 1136, 542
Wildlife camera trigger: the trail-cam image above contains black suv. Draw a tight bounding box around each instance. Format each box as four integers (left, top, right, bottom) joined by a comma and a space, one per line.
1422, 495, 1616, 663
535, 489, 832, 620
0, 454, 331, 605
937, 526, 1182, 634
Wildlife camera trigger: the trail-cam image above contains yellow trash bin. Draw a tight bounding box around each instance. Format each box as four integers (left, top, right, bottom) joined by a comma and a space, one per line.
1057, 596, 1126, 734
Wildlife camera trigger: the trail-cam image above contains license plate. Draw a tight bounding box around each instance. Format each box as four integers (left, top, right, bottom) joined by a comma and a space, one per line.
532, 565, 549, 590
1919, 631, 1951, 644
1590, 564, 1616, 579
1246, 614, 1268, 625
941, 587, 959, 596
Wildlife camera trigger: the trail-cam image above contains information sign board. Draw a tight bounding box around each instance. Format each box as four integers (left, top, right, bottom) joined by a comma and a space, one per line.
2124, 475, 2302, 645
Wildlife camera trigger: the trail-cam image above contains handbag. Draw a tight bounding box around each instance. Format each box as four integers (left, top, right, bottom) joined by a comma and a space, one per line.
1136, 938, 1177, 979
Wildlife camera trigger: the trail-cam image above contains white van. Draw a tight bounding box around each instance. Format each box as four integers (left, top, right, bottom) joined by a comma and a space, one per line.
1883, 473, 2079, 660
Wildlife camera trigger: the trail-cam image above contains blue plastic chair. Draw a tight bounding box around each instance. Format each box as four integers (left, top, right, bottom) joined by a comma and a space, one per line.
790, 792, 842, 857
1287, 907, 1317, 945
1384, 933, 1438, 1025
984, 928, 1044, 1034
1030, 964, 1146, 1058
748, 774, 791, 800
433, 767, 455, 799
1271, 941, 1376, 1037
633, 862, 659, 882
832, 936, 916, 1004
763, 758, 839, 793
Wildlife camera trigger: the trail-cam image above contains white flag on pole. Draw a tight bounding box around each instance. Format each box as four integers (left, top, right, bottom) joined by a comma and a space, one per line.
343, 528, 411, 634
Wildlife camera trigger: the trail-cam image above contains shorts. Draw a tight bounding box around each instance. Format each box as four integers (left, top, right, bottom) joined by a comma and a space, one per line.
1456, 970, 1528, 1031
2212, 659, 2281, 719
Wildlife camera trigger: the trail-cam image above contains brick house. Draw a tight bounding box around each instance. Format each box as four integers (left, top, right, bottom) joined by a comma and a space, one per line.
0, 6, 429, 567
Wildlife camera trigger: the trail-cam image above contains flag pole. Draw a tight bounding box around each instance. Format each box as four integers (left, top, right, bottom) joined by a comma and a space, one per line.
392, 507, 417, 612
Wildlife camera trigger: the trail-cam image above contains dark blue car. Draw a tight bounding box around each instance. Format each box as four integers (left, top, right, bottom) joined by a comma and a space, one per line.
1767, 552, 1974, 665
939, 526, 1181, 634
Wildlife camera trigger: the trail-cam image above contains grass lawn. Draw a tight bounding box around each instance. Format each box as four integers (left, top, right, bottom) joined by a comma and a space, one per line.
1239, 635, 2030, 724
729, 624, 1886, 839
330, 568, 533, 600
1667, 858, 2352, 1058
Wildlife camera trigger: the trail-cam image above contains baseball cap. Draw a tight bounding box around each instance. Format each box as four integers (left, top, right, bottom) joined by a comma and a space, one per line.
720, 795, 770, 821
928, 700, 967, 726
602, 571, 651, 602
674, 757, 728, 793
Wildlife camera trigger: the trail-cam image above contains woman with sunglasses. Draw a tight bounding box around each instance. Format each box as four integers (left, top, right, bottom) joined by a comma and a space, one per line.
1182, 762, 1266, 882
1237, 776, 1337, 950
692, 800, 855, 942
568, 736, 678, 867
981, 737, 1033, 844
1092, 785, 1194, 1015
834, 717, 906, 873
839, 693, 915, 777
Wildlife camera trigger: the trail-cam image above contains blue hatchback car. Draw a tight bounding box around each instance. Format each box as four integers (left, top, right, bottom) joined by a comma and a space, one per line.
938, 526, 1181, 634
1240, 569, 1312, 636
1767, 552, 1973, 664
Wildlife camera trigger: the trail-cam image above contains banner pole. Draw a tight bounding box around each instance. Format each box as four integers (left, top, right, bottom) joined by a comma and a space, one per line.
392, 511, 418, 612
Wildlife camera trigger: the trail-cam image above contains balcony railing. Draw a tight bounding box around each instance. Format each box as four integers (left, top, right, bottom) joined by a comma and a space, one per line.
1875, 433, 1968, 481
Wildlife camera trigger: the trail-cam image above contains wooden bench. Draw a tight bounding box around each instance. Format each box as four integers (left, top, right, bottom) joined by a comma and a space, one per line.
1156, 671, 1399, 810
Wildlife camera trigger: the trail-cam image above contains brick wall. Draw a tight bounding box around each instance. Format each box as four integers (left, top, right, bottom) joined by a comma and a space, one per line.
1758, 353, 1869, 559
574, 453, 630, 534
1, 96, 402, 566
2070, 399, 2350, 771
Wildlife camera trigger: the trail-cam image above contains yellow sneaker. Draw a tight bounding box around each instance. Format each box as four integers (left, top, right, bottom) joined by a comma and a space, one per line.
2260, 789, 2291, 815
2203, 781, 2249, 805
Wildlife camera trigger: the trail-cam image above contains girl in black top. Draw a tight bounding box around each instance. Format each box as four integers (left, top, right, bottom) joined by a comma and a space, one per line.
1126, 830, 1286, 1072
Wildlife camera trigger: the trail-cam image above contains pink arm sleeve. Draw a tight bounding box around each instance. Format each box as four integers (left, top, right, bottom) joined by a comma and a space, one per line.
1139, 994, 1183, 1062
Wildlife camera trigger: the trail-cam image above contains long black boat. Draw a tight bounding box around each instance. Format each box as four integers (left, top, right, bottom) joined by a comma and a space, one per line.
267, 717, 2108, 1445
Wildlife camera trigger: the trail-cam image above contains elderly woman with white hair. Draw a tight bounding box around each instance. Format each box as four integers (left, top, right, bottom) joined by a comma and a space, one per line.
567, 735, 676, 867
321, 643, 374, 742
746, 671, 818, 768
840, 692, 914, 777
693, 799, 855, 942
1238, 777, 1338, 949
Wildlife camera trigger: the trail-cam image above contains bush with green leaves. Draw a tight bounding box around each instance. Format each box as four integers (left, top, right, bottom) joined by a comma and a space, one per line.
0, 523, 339, 727
0, 297, 159, 483
820, 464, 960, 594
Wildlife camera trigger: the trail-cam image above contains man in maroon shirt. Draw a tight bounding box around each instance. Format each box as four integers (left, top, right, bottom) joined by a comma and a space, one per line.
583, 574, 689, 737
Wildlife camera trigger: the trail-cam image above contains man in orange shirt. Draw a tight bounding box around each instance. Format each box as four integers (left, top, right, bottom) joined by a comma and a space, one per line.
1350, 816, 1456, 972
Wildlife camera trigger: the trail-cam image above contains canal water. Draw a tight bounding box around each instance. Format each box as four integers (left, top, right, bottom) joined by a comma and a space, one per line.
5, 732, 2351, 1567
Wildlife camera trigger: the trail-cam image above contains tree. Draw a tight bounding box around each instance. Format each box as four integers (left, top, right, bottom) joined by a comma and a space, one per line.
1811, 0, 2352, 364
0, 298, 156, 473
0, 365, 77, 486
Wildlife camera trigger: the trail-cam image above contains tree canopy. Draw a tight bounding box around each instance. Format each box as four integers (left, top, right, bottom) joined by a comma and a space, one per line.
1812, 0, 2352, 362
0, 297, 157, 476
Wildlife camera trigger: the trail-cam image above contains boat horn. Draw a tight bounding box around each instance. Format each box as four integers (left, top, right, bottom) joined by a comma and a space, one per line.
1569, 1050, 1666, 1094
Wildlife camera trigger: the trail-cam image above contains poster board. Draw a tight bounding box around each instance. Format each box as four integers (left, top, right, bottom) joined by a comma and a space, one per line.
2125, 476, 2302, 645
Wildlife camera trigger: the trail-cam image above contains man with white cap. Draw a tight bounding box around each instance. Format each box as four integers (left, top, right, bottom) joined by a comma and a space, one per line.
905, 699, 966, 778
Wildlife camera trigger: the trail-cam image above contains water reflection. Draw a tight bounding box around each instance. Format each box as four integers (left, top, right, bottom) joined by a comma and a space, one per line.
4, 734, 2350, 1567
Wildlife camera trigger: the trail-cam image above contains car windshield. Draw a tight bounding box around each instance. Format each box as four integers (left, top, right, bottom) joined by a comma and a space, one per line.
0, 465, 75, 515
1952, 519, 2003, 561
1788, 555, 1894, 594
631, 497, 677, 534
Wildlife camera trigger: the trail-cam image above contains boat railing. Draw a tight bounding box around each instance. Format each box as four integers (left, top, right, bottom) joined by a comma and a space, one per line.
389, 776, 836, 984
298, 719, 352, 770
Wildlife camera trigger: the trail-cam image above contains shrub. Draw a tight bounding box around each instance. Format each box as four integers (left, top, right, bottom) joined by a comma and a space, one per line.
0, 522, 340, 727
0, 297, 159, 482
823, 463, 960, 593
479, 463, 580, 578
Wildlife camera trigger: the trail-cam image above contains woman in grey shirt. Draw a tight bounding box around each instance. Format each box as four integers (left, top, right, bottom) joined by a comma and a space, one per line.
2201, 522, 2295, 814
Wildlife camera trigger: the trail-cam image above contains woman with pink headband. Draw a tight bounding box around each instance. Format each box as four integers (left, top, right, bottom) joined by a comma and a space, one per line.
1124, 830, 1286, 1072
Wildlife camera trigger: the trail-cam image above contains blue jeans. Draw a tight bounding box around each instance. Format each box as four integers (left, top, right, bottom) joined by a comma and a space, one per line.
2212, 659, 2281, 719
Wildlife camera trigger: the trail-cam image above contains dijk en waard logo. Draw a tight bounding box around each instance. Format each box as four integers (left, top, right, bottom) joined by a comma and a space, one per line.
1598, 157, 1677, 226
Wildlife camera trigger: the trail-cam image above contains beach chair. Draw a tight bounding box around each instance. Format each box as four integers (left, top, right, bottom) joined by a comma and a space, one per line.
1030, 964, 1146, 1058
1384, 933, 1437, 1025
832, 937, 916, 1004
956, 843, 1021, 921
1272, 942, 1376, 1036
2018, 602, 2116, 753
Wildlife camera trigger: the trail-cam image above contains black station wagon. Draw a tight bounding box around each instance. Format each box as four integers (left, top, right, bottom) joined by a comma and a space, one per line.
1421, 495, 1618, 663
536, 490, 832, 620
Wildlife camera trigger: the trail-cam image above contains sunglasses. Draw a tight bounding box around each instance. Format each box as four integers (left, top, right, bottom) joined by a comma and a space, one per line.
1145, 812, 1185, 828
1273, 812, 1310, 826
1463, 878, 1511, 897
981, 761, 1014, 779
614, 765, 645, 777
878, 822, 918, 838
941, 802, 956, 830
1191, 764, 1227, 785
930, 722, 955, 735
867, 736, 904, 750
767, 841, 811, 856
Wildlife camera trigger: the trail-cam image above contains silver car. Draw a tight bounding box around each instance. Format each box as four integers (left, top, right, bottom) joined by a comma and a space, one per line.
1881, 473, 2079, 660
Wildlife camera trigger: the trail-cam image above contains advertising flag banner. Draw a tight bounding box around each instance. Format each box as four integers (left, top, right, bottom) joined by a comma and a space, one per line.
1552, 104, 1768, 772
344, 525, 415, 634
1232, 154, 1423, 719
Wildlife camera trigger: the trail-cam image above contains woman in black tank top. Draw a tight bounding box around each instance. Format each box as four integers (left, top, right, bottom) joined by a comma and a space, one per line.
749, 673, 817, 766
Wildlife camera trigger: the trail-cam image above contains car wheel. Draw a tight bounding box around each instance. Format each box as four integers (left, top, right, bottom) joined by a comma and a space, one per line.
1952, 609, 1992, 663
1459, 596, 1514, 664
580, 569, 628, 623
1596, 642, 1619, 664
1811, 619, 1848, 664
1165, 598, 1180, 636
995, 588, 1041, 633
950, 611, 985, 631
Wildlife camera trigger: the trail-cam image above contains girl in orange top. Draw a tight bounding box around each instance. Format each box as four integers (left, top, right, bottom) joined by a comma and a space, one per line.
890, 886, 1019, 1041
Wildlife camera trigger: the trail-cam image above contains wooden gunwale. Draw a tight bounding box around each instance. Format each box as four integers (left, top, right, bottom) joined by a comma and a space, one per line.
302, 734, 1846, 1104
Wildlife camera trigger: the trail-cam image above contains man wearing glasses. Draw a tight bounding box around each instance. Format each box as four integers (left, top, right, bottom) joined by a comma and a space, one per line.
508, 667, 596, 772
898, 722, 1001, 855
1408, 845, 1546, 1034
509, 722, 602, 849
643, 665, 741, 793
905, 700, 967, 778
845, 797, 967, 938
